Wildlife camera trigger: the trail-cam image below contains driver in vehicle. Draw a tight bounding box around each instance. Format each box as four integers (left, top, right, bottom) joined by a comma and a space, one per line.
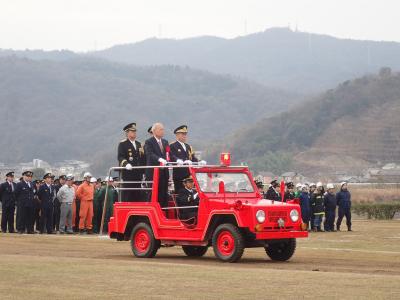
176, 176, 199, 224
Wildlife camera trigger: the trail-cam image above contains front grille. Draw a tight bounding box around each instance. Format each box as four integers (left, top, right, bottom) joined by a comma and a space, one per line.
263, 226, 293, 231
268, 210, 288, 223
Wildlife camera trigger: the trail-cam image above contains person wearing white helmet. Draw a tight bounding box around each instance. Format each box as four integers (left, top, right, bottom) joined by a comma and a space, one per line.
76, 172, 95, 234
336, 182, 352, 231
310, 182, 325, 232
295, 183, 303, 197
324, 183, 337, 232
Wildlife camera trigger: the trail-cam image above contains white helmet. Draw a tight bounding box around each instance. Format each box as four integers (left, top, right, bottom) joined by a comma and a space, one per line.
316, 182, 323, 188
90, 177, 97, 183
104, 176, 114, 182
326, 183, 335, 189
83, 172, 92, 178
309, 183, 316, 188
296, 183, 302, 189
340, 181, 347, 187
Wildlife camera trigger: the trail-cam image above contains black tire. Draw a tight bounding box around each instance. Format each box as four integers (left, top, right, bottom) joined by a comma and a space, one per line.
182, 245, 208, 257
130, 222, 160, 258
212, 223, 244, 263
265, 238, 296, 261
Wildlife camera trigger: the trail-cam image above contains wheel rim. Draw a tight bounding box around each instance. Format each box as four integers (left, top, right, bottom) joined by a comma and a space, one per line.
134, 229, 150, 253
217, 230, 235, 256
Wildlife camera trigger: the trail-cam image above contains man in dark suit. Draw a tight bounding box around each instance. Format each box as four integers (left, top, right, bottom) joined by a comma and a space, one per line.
0, 172, 17, 233
38, 173, 55, 234
176, 176, 199, 223
15, 171, 35, 234
144, 123, 170, 208
170, 125, 203, 193
118, 123, 146, 202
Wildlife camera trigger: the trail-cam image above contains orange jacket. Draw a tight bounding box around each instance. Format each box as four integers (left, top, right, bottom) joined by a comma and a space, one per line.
76, 182, 94, 201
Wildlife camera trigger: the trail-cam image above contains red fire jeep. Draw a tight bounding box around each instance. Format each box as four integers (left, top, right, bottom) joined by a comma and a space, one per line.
107, 153, 308, 263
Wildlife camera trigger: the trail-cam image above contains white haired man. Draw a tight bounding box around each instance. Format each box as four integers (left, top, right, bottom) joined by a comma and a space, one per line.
144, 123, 170, 208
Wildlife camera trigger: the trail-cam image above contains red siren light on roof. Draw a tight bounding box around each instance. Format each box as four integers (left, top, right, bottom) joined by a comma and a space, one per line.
220, 153, 231, 166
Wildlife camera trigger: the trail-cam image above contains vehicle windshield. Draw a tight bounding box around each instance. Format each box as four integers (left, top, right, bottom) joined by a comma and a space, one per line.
195, 172, 254, 193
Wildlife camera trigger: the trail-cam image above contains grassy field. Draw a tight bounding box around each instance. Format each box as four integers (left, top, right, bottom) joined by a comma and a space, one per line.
349, 184, 400, 202
0, 220, 399, 299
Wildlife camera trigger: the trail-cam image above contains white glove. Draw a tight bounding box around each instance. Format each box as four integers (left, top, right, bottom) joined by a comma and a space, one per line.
125, 163, 133, 170
193, 193, 198, 199
184, 160, 193, 165
176, 159, 184, 166
199, 160, 207, 166
158, 158, 167, 165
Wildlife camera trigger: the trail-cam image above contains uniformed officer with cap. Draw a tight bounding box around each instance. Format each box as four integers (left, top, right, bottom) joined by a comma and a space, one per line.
254, 179, 265, 198
176, 176, 199, 223
15, 170, 35, 233
265, 179, 281, 201
0, 171, 17, 233
284, 182, 295, 202
170, 125, 206, 193
118, 122, 146, 202
38, 173, 55, 234
147, 126, 153, 136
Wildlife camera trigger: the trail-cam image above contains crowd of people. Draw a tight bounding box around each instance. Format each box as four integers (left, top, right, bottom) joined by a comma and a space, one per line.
257, 180, 352, 232
1, 121, 353, 235
0, 171, 118, 234
0, 122, 205, 234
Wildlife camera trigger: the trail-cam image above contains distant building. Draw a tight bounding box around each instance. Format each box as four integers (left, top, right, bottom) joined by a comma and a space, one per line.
257, 171, 275, 184
280, 172, 306, 183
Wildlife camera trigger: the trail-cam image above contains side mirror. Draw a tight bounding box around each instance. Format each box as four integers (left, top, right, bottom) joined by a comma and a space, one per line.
219, 181, 225, 194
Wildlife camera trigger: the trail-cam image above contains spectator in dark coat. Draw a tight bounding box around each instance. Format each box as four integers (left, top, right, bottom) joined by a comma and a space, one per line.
310, 182, 325, 232
0, 172, 17, 233
324, 183, 337, 232
299, 185, 311, 229
336, 182, 352, 231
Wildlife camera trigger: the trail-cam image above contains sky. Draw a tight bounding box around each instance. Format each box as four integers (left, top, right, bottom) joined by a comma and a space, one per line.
0, 0, 399, 51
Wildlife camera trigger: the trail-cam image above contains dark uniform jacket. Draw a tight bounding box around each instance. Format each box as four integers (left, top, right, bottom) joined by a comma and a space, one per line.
311, 191, 325, 214
265, 186, 281, 201
284, 191, 295, 202
118, 138, 146, 181
336, 190, 351, 209
118, 139, 146, 169
37, 184, 54, 208
15, 181, 35, 208
176, 188, 199, 220
324, 192, 337, 211
0, 181, 17, 208
170, 141, 198, 184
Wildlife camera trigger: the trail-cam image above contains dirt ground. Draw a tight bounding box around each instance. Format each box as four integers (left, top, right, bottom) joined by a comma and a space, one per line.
0, 219, 399, 300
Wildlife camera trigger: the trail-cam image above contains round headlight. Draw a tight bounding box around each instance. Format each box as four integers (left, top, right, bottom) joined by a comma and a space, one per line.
256, 210, 266, 223
290, 209, 299, 222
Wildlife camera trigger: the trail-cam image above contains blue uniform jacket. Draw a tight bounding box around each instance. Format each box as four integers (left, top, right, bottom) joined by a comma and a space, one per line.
0, 181, 17, 208
15, 181, 35, 208
37, 184, 54, 208
336, 190, 351, 209
299, 191, 311, 216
